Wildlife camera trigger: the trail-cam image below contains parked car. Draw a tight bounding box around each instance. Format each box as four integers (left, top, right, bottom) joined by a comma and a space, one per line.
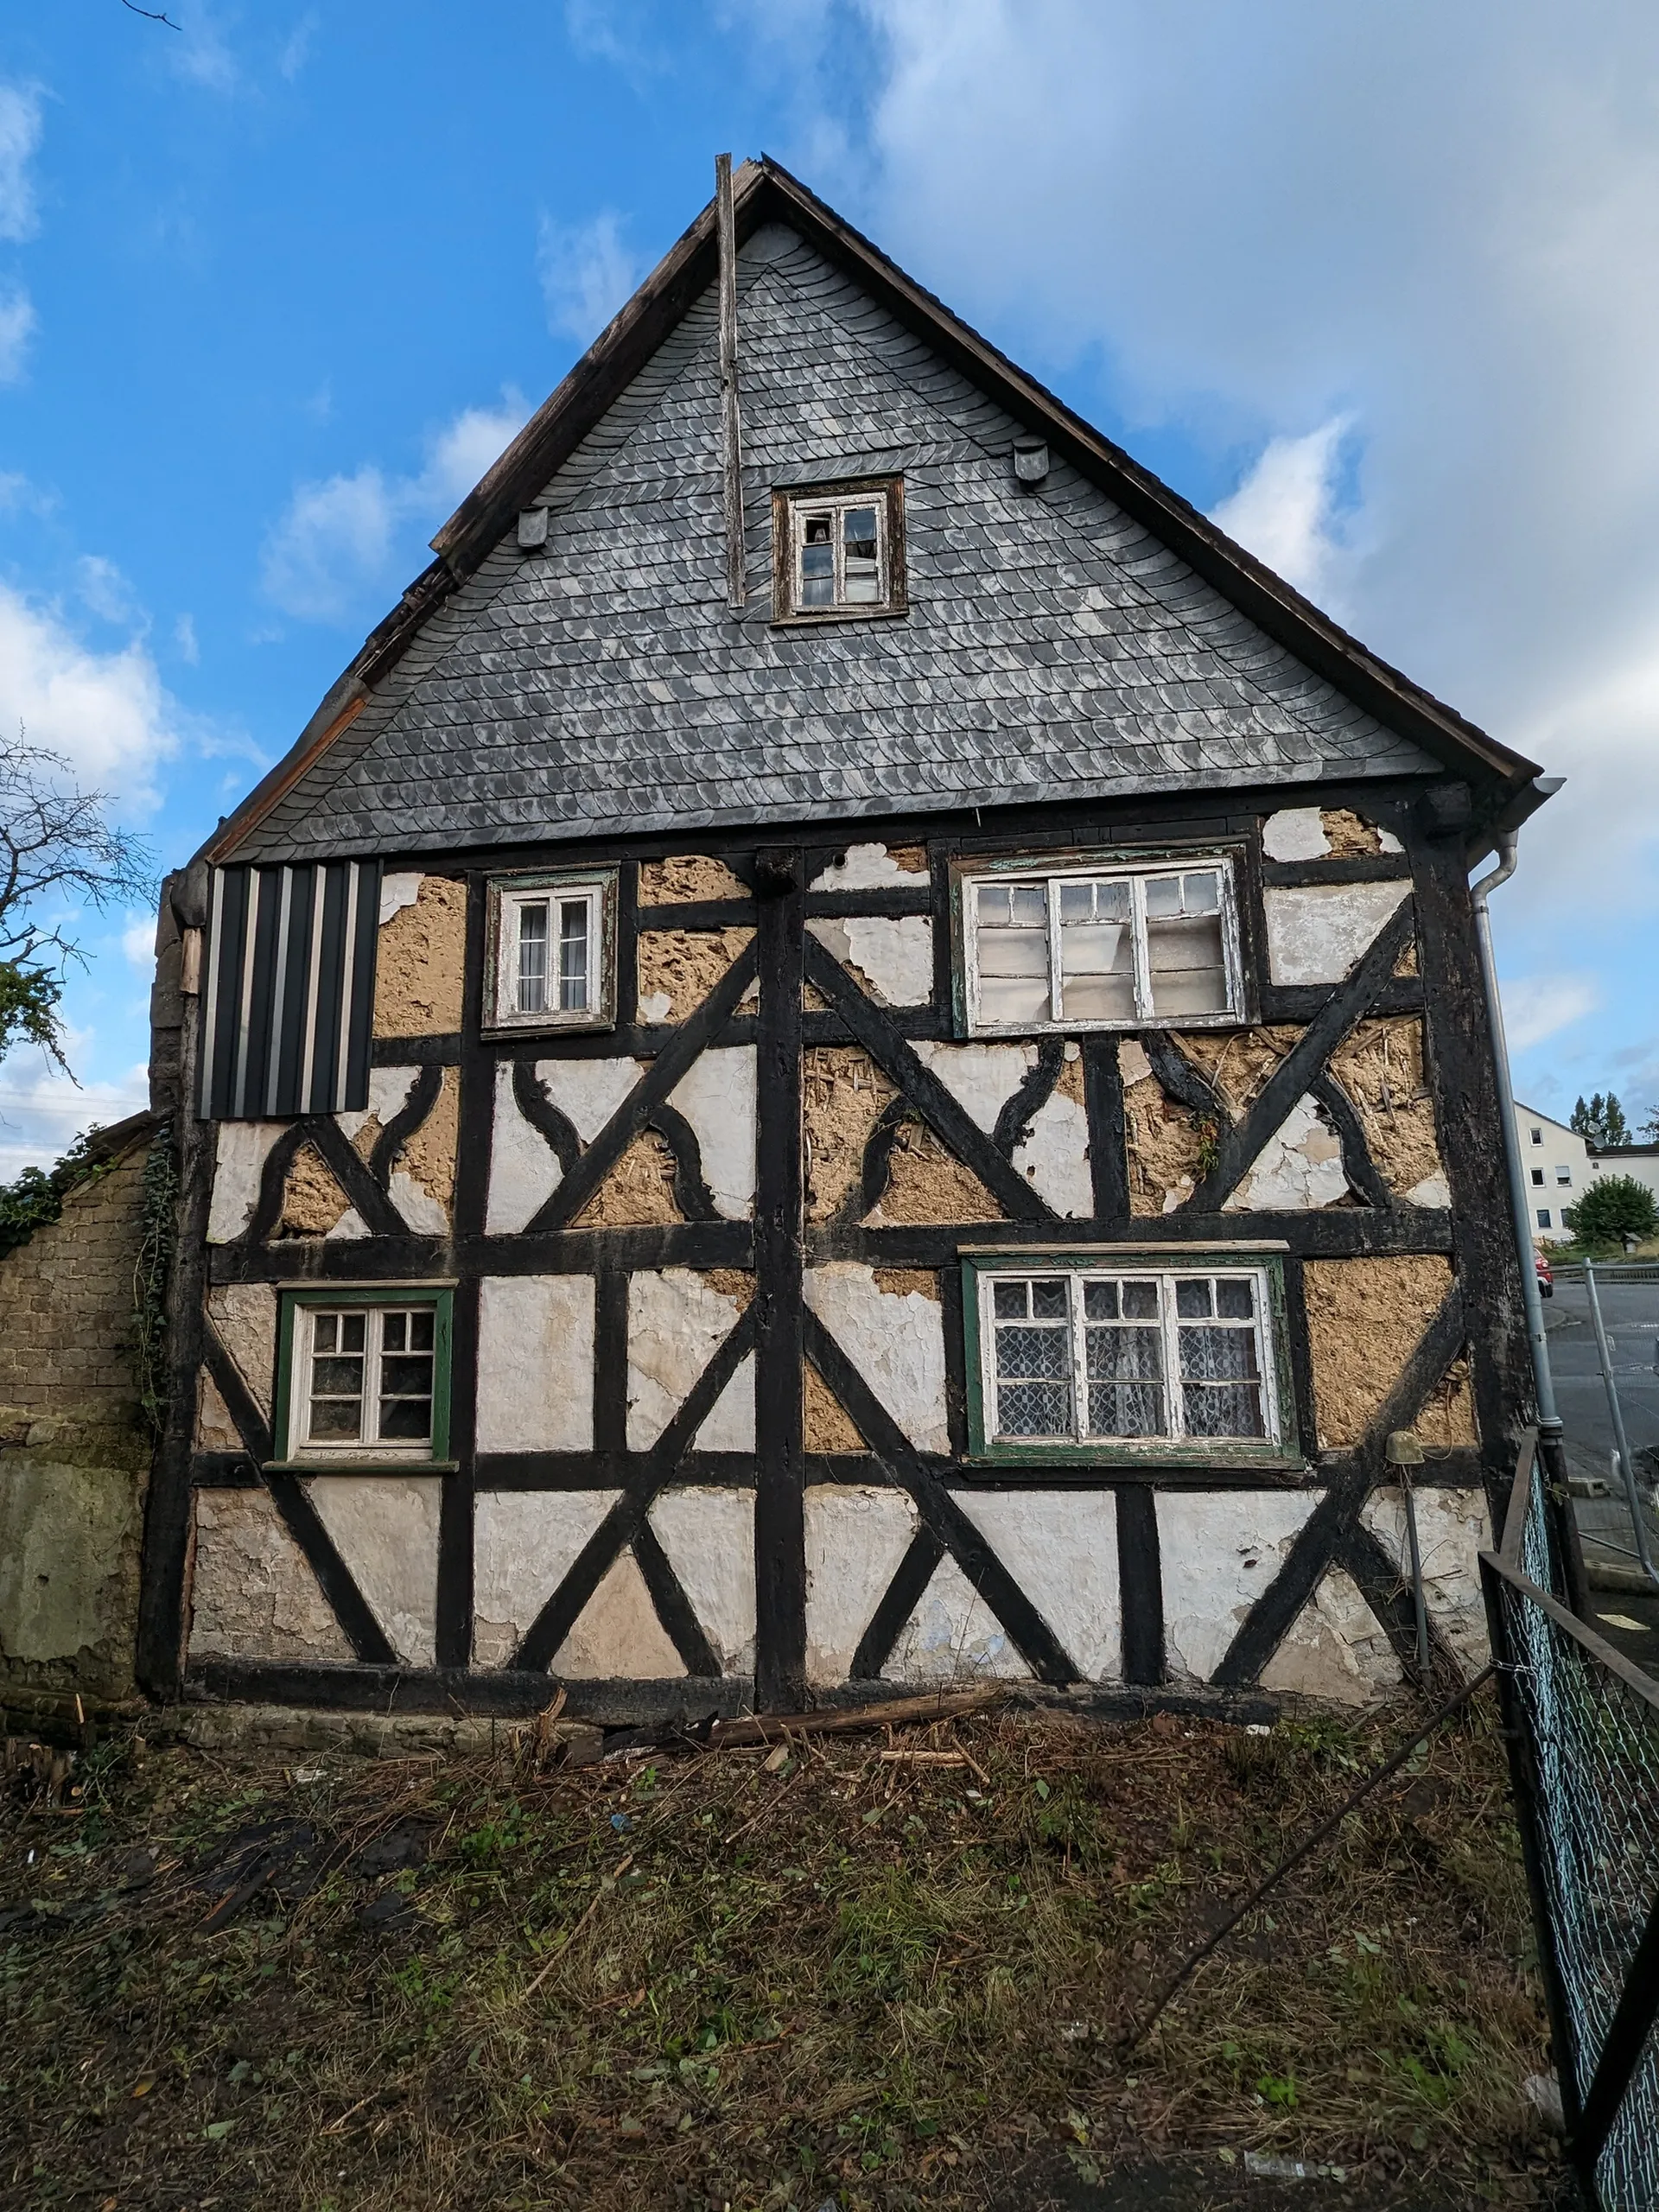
1535, 1251, 1554, 1299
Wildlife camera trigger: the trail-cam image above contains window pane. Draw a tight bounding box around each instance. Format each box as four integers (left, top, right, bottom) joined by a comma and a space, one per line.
1182, 872, 1221, 915
340, 1313, 365, 1353
1215, 1279, 1254, 1319
517, 901, 550, 1014
1085, 1325, 1164, 1381
976, 926, 1048, 978
842, 506, 880, 603
976, 877, 1051, 1025
380, 1355, 434, 1397
977, 976, 1051, 1024
1147, 912, 1228, 1016
1121, 1281, 1158, 1320
992, 1281, 1028, 1319
378, 1393, 433, 1442
312, 1356, 365, 1395
1031, 1279, 1068, 1319
1182, 1381, 1266, 1439
1087, 1380, 1168, 1436
1144, 874, 1183, 918
995, 1323, 1070, 1378
997, 1382, 1073, 1436
1175, 1279, 1212, 1319
384, 1312, 407, 1352
800, 513, 835, 606
1059, 880, 1136, 1022
409, 1310, 435, 1351
308, 1398, 364, 1440
1083, 1280, 1119, 1319
559, 899, 589, 1013
1179, 1325, 1260, 1382
308, 1309, 364, 1444
314, 1313, 338, 1354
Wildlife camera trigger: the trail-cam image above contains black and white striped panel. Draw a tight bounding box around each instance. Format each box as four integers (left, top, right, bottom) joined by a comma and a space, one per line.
199, 861, 381, 1120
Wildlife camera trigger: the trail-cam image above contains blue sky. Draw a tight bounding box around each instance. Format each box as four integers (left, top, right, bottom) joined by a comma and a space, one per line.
2, 1, 1656, 1169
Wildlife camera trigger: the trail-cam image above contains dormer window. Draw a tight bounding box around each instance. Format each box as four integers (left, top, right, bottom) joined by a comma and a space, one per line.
486, 868, 618, 1033
772, 478, 906, 622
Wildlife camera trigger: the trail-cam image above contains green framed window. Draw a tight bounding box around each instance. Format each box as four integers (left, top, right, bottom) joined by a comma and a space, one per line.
271, 1286, 454, 1470
962, 1250, 1300, 1467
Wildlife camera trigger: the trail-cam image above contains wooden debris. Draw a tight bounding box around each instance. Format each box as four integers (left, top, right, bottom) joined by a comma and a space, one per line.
706, 1686, 999, 1750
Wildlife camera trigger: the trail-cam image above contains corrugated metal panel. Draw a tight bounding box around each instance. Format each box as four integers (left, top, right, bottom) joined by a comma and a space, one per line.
199, 861, 380, 1119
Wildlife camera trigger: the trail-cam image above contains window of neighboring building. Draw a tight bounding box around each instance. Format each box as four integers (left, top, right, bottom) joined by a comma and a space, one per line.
1529, 1127, 1543, 1145
273, 1290, 454, 1467
1531, 1167, 1546, 1187
486, 870, 617, 1033
1537, 1208, 1552, 1229
957, 856, 1244, 1035
963, 1253, 1296, 1465
772, 479, 906, 621
1555, 1164, 1573, 1185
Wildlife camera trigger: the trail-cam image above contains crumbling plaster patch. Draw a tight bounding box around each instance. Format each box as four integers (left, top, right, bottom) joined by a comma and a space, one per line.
473, 1489, 616, 1667
804, 1360, 867, 1452
1177, 1027, 1300, 1117
1302, 1255, 1455, 1449
1225, 1093, 1348, 1212
188, 1489, 353, 1663
809, 842, 928, 890
637, 927, 754, 1022
207, 1122, 286, 1244
373, 875, 467, 1037
194, 1370, 239, 1452
486, 1055, 649, 1235
1011, 1048, 1091, 1217
648, 1487, 755, 1675
378, 872, 422, 925
304, 1476, 441, 1668
275, 1144, 357, 1239
639, 855, 751, 904
1156, 1490, 1319, 1682
883, 1554, 1031, 1682
1264, 882, 1411, 986
206, 1283, 276, 1418
574, 1132, 683, 1227
804, 1046, 897, 1220
806, 916, 933, 1006
803, 1264, 949, 1453
626, 1270, 750, 1450
957, 1491, 1122, 1681
552, 1548, 684, 1678
1361, 1486, 1491, 1675
1121, 1039, 1205, 1215
1328, 1020, 1445, 1203
1262, 809, 1402, 861
805, 1484, 919, 1682
868, 1122, 1005, 1225
476, 1276, 594, 1452
1262, 1566, 1403, 1704
668, 1046, 756, 1219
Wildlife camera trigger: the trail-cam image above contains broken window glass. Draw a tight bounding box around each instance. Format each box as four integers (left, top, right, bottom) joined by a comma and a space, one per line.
557, 897, 589, 1014
799, 512, 836, 607
1058, 878, 1135, 1021
975, 880, 1051, 1025
1144, 870, 1228, 1018
791, 491, 892, 613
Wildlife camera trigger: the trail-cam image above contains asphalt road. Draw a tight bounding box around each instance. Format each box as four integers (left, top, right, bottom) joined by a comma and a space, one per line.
1542, 1274, 1659, 1668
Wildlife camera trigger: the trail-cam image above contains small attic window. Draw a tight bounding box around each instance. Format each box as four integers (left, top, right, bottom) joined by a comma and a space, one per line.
772, 478, 906, 623
486, 868, 618, 1033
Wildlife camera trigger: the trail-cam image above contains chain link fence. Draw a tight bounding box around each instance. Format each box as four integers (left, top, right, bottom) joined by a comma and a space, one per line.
1483, 1437, 1659, 2212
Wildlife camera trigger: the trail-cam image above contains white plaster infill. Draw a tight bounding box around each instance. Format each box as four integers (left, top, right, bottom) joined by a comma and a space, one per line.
909, 1038, 1091, 1216
475, 1275, 595, 1452
804, 1484, 919, 1683
883, 1554, 1030, 1682
803, 1263, 949, 1453
1362, 1485, 1491, 1677
473, 1489, 617, 1668
378, 871, 423, 925
668, 1046, 756, 1218
626, 1271, 751, 1450
1263, 881, 1410, 987
649, 1487, 756, 1675
1225, 1093, 1348, 1211
1261, 1567, 1402, 1705
304, 1475, 442, 1668
1156, 1491, 1319, 1683
207, 1122, 288, 1244
807, 915, 933, 1006
957, 1491, 1122, 1681
809, 842, 929, 892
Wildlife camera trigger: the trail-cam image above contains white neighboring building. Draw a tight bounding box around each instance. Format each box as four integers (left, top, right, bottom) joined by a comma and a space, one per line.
1586, 1141, 1659, 1209
1513, 1103, 1590, 1243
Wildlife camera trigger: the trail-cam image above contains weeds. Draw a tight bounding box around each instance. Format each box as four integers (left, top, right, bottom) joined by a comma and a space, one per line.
0, 1698, 1566, 2209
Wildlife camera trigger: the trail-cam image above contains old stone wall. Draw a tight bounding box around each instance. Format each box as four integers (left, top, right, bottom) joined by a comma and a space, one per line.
0, 1121, 158, 1717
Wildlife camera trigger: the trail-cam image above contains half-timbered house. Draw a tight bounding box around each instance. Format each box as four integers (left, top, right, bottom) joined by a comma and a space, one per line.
138, 159, 1554, 1725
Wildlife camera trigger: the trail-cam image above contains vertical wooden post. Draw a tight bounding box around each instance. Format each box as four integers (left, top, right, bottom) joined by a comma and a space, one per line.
715, 152, 745, 615
753, 849, 806, 1709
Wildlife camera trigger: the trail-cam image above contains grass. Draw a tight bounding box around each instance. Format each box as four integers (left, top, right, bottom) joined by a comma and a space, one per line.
0, 1695, 1568, 2209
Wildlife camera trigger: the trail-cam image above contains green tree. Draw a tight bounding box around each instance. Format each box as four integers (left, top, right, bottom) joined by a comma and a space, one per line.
1563, 1174, 1658, 1247
1571, 1092, 1630, 1147
0, 741, 156, 1076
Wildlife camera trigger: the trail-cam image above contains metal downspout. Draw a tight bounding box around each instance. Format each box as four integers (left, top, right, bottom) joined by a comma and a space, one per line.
1470, 830, 1590, 1614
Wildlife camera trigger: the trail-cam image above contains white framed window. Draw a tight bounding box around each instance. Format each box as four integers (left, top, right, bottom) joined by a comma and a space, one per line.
276, 1294, 452, 1465
964, 1256, 1293, 1461
1537, 1208, 1553, 1228
486, 870, 616, 1033
1555, 1164, 1573, 1185
1529, 1127, 1544, 1145
959, 856, 1244, 1034
772, 479, 906, 620
1531, 1168, 1546, 1187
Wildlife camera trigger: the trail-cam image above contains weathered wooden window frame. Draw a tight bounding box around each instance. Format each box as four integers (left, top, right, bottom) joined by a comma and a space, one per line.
960, 1248, 1300, 1469
951, 849, 1248, 1038
270, 1285, 455, 1472
483, 868, 618, 1035
771, 476, 907, 624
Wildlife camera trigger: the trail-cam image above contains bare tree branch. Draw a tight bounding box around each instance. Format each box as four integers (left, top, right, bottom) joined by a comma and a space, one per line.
119, 0, 181, 26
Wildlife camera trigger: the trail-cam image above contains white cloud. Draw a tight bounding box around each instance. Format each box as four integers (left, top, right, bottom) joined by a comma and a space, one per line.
124, 917, 156, 969
260, 392, 531, 625
76, 555, 144, 629
0, 583, 184, 810
0, 1060, 151, 1182
171, 2, 238, 94
174, 611, 200, 664
0, 285, 36, 383
1500, 975, 1601, 1052
538, 210, 639, 346
1210, 416, 1351, 607
0, 81, 42, 243
279, 10, 318, 81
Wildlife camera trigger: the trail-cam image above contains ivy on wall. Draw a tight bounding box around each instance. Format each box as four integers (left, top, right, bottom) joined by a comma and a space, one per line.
131, 1124, 176, 1440
0, 1127, 114, 1262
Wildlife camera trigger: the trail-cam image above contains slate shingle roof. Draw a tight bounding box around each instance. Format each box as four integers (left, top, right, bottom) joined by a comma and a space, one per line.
232, 184, 1523, 866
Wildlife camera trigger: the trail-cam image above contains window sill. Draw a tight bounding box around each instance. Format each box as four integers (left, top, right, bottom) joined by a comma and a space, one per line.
264, 1459, 459, 1477
965, 1442, 1304, 1472
769, 602, 909, 628
480, 1015, 616, 1040
964, 1010, 1248, 1039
